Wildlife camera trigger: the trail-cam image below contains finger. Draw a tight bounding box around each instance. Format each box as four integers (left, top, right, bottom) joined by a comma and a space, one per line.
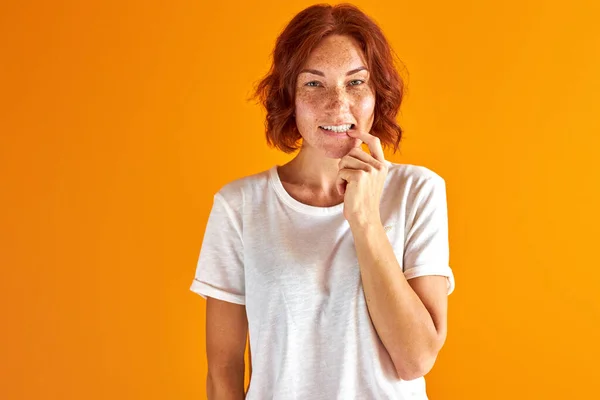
336, 169, 348, 196
336, 169, 361, 195
347, 129, 385, 162
344, 146, 379, 167
337, 155, 369, 195
337, 179, 347, 196
338, 153, 371, 172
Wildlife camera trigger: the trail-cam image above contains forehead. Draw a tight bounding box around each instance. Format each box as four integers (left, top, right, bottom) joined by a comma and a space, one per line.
302, 34, 367, 70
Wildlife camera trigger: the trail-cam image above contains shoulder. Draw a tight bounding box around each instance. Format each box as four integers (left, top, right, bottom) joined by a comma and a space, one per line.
386, 161, 446, 189
212, 166, 272, 212
382, 162, 449, 230
382, 162, 448, 215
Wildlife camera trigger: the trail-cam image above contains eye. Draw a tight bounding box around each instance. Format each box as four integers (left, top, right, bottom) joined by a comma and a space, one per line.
349, 79, 365, 86
306, 81, 321, 87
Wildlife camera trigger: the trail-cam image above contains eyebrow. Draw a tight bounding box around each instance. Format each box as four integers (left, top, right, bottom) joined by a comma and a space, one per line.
298, 66, 368, 77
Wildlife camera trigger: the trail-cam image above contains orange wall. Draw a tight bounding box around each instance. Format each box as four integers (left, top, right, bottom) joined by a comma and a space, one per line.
1, 0, 599, 399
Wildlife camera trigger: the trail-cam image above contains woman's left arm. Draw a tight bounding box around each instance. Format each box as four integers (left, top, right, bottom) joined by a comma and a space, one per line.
337, 129, 449, 381
351, 221, 448, 381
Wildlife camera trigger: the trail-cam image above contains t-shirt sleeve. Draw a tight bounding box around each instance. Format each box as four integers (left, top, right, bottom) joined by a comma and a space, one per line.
403, 175, 456, 295
189, 192, 245, 305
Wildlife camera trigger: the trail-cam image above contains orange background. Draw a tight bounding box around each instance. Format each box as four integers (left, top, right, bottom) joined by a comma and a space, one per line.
2, 0, 599, 399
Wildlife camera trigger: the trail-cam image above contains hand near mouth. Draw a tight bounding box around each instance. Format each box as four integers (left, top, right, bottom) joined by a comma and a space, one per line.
336, 129, 388, 227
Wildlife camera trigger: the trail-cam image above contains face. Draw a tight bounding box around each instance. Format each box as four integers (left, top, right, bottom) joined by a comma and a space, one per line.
294, 34, 376, 159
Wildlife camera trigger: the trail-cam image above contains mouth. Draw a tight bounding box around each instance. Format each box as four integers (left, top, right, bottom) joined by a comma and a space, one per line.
319, 123, 355, 136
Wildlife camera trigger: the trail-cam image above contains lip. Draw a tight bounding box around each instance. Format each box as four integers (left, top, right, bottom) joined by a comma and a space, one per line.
319, 125, 355, 137
319, 122, 355, 128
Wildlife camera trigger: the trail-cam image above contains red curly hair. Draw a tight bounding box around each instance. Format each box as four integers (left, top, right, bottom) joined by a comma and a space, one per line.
250, 3, 407, 154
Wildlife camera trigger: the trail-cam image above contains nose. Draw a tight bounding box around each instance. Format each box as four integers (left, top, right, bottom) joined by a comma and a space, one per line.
324, 86, 351, 112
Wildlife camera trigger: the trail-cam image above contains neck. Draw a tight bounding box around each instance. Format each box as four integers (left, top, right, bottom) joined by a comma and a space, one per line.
278, 146, 342, 195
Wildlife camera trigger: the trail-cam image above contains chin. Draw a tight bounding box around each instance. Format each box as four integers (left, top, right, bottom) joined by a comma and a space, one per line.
299, 129, 362, 159
319, 140, 361, 159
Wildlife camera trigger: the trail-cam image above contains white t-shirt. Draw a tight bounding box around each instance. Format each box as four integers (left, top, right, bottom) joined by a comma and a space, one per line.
190, 161, 455, 399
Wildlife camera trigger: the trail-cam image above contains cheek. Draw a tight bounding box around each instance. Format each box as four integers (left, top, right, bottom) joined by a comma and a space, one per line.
294, 93, 318, 134
352, 90, 375, 116
295, 90, 322, 113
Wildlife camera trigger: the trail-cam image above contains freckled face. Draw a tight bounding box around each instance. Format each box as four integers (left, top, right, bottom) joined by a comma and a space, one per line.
295, 34, 376, 159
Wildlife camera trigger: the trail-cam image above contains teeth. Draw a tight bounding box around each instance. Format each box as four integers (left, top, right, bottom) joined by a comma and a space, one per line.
320, 124, 353, 132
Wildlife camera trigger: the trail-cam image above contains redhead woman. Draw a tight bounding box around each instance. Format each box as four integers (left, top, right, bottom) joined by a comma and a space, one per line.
190, 3, 455, 399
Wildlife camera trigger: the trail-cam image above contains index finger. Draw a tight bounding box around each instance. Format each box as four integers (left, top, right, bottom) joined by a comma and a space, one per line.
348, 129, 385, 162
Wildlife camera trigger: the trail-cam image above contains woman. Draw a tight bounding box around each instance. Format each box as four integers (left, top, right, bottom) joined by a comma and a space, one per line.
190, 3, 455, 399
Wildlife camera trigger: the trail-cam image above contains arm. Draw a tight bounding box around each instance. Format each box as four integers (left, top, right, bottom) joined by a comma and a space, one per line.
336, 130, 452, 381
351, 220, 448, 381
206, 297, 248, 399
